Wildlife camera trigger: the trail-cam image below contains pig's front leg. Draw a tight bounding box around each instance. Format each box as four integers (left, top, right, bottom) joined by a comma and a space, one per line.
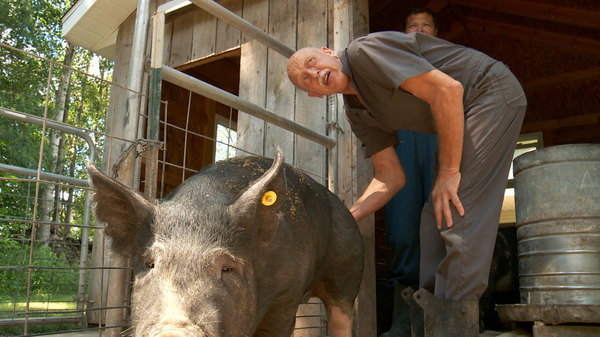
327, 305, 353, 337
315, 283, 356, 337
254, 302, 303, 337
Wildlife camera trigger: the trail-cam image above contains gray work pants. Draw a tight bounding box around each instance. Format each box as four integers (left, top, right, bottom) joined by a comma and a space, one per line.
419, 62, 527, 300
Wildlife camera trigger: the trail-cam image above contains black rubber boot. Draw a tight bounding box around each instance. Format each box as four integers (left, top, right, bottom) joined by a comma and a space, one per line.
413, 288, 479, 337
379, 282, 411, 337
400, 287, 424, 337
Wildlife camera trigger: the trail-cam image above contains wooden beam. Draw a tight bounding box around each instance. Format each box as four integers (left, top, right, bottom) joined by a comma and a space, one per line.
369, 0, 394, 18
521, 113, 600, 134
524, 66, 600, 90
464, 16, 600, 56
548, 124, 600, 146
439, 21, 465, 41
426, 0, 449, 13
176, 47, 241, 71
451, 0, 600, 30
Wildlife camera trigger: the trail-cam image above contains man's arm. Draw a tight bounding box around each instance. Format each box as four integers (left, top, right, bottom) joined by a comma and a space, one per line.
400, 69, 465, 229
350, 146, 406, 222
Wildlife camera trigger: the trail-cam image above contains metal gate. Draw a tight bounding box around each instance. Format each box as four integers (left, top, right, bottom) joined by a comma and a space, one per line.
0, 0, 336, 334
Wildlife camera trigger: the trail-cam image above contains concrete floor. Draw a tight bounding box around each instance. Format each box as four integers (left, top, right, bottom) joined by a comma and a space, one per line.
45, 332, 100, 337
45, 329, 531, 337
43, 328, 533, 337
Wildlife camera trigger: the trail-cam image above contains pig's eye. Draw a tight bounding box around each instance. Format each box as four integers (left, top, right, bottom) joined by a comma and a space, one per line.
144, 260, 155, 269
221, 265, 232, 273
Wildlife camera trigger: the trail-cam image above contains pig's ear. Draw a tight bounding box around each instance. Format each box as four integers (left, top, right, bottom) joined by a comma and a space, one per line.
87, 164, 155, 256
231, 148, 286, 247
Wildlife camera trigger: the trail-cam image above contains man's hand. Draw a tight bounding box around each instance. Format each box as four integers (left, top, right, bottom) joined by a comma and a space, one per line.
401, 69, 465, 229
432, 171, 464, 229
349, 146, 406, 222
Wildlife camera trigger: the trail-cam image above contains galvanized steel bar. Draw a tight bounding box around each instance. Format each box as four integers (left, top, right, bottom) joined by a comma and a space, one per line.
0, 105, 96, 331
189, 0, 295, 58
0, 108, 95, 149
0, 163, 88, 187
161, 65, 336, 149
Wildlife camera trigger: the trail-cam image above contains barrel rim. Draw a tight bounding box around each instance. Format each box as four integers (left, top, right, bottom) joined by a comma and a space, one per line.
513, 143, 600, 174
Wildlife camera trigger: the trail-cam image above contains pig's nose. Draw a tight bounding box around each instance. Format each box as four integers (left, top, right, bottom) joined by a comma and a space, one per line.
155, 327, 204, 337
153, 318, 203, 337
155, 331, 186, 337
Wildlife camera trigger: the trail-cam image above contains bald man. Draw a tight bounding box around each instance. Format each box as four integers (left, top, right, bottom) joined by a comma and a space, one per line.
287, 31, 526, 337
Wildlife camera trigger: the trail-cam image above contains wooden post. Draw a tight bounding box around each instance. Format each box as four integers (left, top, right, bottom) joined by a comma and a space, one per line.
330, 0, 376, 336
86, 9, 139, 327
104, 147, 136, 337
237, 0, 269, 156
88, 4, 149, 334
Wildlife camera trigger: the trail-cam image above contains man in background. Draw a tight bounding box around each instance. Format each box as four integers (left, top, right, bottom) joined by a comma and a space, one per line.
380, 7, 438, 337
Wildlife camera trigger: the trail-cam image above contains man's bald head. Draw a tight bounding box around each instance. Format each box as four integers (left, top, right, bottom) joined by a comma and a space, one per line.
286, 46, 352, 97
287, 47, 321, 85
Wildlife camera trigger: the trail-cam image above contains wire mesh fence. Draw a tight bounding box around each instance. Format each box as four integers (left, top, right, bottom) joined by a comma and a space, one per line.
0, 40, 116, 336
0, 39, 330, 336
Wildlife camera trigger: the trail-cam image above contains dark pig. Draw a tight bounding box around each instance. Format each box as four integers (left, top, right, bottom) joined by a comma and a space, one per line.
88, 149, 364, 337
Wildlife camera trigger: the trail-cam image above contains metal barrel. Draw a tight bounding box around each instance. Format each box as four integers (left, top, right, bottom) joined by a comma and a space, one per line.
513, 143, 600, 305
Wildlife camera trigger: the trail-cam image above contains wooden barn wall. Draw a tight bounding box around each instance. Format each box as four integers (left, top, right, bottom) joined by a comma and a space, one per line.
159, 0, 328, 181
106, 0, 374, 336
330, 1, 375, 336
90, 10, 143, 331
157, 0, 376, 335
238, 0, 328, 180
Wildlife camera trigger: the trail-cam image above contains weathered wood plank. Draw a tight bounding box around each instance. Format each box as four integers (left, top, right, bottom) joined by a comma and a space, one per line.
162, 20, 173, 63
294, 0, 327, 184
331, 0, 377, 336
95, 11, 139, 336
169, 10, 195, 66
192, 8, 217, 60
215, 0, 242, 54
237, 0, 268, 156
264, 0, 296, 159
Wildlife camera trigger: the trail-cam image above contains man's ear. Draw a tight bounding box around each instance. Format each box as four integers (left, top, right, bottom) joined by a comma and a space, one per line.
308, 92, 324, 98
320, 46, 337, 57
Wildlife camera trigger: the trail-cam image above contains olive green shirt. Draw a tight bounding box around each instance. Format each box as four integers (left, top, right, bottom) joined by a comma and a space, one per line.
341, 31, 513, 158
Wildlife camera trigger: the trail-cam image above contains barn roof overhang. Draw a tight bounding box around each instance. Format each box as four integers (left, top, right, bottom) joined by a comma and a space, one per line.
61, 0, 138, 59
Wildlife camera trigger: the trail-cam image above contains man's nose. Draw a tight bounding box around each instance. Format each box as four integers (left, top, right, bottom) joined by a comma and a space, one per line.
307, 68, 319, 77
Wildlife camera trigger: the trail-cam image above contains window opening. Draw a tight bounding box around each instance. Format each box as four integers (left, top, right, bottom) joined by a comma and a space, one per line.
215, 112, 237, 162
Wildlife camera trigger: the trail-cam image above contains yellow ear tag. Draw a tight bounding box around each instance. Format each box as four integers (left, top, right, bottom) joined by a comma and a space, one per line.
261, 191, 277, 206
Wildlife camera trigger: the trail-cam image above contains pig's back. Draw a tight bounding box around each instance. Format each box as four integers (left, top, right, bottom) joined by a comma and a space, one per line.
164, 155, 362, 278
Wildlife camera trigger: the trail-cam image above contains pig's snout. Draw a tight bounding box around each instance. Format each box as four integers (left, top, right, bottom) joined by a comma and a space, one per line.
153, 326, 205, 337
155, 330, 189, 337
155, 330, 200, 337
151, 318, 206, 337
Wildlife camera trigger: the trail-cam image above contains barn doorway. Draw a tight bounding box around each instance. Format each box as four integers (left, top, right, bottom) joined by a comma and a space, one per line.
155, 49, 240, 197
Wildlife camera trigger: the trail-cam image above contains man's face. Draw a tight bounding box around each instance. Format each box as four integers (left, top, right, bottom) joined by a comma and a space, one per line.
287, 47, 350, 97
405, 13, 437, 36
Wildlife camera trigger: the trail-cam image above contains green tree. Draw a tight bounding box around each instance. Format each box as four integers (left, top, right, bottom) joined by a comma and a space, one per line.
0, 0, 112, 243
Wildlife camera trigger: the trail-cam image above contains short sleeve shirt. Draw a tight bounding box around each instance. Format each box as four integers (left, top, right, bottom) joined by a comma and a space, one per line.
341, 31, 500, 158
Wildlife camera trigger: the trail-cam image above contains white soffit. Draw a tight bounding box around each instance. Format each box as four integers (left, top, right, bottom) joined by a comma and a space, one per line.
62, 0, 137, 60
